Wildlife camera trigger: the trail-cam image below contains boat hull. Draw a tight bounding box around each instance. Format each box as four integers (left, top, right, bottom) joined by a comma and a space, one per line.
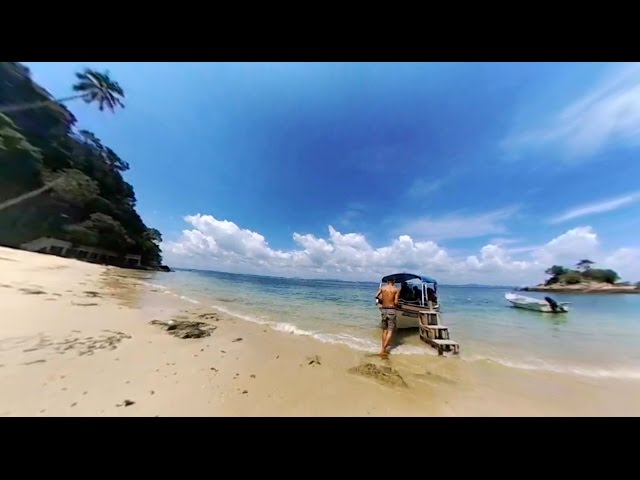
505, 293, 568, 313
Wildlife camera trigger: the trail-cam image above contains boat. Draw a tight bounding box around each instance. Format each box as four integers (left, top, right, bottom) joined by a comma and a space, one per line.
505, 292, 569, 313
376, 273, 440, 329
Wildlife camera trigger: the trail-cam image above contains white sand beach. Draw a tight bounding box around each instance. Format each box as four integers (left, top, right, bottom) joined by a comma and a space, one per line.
2, 246, 640, 417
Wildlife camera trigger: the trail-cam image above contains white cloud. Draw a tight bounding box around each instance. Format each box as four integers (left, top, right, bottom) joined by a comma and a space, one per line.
163, 214, 640, 284
604, 248, 640, 281
502, 63, 640, 160
397, 206, 519, 241
550, 191, 640, 224
532, 226, 599, 267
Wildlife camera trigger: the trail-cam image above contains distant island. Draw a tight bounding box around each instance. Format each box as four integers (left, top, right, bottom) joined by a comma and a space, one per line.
521, 259, 640, 294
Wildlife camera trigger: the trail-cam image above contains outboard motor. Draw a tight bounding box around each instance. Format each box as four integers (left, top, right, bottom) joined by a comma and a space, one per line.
544, 296, 560, 312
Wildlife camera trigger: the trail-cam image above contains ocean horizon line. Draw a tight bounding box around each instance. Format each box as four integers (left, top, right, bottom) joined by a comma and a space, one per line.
169, 266, 516, 289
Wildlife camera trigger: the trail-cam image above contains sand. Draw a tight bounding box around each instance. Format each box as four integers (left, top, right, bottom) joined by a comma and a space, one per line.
2, 246, 640, 417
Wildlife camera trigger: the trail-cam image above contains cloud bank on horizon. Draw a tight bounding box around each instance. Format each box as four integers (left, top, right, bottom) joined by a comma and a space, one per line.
163, 214, 640, 285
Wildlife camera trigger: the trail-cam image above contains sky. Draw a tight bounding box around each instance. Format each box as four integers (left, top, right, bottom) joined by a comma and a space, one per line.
23, 62, 640, 285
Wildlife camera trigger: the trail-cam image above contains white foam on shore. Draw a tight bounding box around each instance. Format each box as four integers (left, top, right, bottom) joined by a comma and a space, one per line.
466, 355, 640, 380
179, 295, 200, 304
144, 282, 169, 290
149, 280, 640, 380
209, 303, 271, 325
272, 322, 315, 336
209, 303, 434, 355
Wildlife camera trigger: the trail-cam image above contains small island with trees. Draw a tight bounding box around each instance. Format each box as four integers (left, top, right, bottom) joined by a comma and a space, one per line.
521, 259, 640, 294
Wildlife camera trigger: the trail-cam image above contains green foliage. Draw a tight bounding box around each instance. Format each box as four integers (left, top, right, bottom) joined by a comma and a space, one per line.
560, 271, 583, 284
583, 268, 619, 284
73, 69, 125, 112
545, 265, 568, 276
576, 259, 595, 271
0, 62, 161, 267
66, 213, 132, 251
42, 168, 100, 206
545, 261, 622, 285
0, 114, 43, 159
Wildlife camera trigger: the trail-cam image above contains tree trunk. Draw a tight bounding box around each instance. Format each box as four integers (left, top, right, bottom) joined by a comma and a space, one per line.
0, 179, 62, 212
0, 94, 85, 114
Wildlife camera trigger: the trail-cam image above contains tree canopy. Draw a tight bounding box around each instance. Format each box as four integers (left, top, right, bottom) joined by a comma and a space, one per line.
545, 260, 620, 285
0, 62, 162, 268
576, 259, 595, 271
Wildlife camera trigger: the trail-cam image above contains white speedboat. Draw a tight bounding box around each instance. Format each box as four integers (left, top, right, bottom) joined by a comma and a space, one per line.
376, 272, 440, 329
505, 292, 569, 313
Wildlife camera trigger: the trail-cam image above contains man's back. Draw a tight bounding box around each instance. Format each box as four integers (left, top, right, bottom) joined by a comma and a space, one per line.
379, 284, 399, 308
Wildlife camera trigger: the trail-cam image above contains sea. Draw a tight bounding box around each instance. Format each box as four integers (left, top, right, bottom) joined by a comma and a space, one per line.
147, 268, 640, 381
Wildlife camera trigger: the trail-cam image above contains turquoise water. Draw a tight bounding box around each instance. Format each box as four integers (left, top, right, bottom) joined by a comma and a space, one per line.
149, 269, 640, 380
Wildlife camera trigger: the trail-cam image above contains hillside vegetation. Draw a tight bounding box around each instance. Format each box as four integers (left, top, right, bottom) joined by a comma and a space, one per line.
0, 62, 162, 268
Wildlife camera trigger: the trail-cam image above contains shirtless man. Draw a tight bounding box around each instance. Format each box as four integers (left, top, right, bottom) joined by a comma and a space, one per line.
375, 277, 399, 356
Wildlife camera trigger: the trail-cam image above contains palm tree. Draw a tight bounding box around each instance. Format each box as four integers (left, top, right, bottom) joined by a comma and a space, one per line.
0, 68, 125, 114
576, 259, 595, 271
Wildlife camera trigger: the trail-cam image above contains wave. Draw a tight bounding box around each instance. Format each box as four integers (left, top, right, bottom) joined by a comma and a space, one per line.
208, 303, 434, 355
208, 303, 271, 326
162, 288, 640, 378
179, 295, 200, 304
466, 355, 640, 380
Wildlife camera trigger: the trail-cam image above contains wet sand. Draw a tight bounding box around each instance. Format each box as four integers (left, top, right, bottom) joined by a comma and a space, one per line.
1, 246, 639, 416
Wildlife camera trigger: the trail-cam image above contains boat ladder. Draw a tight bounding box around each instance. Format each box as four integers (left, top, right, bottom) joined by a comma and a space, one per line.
418, 310, 460, 356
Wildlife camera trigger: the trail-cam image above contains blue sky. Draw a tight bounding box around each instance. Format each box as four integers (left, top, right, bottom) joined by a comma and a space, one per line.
24, 62, 640, 284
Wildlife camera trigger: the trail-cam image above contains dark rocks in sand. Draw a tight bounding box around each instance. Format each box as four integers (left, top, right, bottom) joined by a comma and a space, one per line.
70, 402, 77, 408
149, 319, 217, 339
19, 288, 47, 295
198, 313, 218, 321
117, 399, 135, 407
232, 337, 243, 342
250, 374, 256, 379
307, 355, 321, 366
242, 390, 248, 395
348, 363, 408, 388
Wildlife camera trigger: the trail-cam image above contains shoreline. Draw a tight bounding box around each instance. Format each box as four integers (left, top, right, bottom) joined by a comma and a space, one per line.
2, 246, 640, 416
522, 285, 640, 294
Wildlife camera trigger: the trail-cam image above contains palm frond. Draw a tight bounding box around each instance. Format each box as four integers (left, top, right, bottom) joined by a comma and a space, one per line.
71, 68, 125, 112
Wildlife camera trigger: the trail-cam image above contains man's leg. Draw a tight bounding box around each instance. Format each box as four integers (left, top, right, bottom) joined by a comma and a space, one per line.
382, 313, 396, 353
380, 314, 388, 355
382, 329, 394, 353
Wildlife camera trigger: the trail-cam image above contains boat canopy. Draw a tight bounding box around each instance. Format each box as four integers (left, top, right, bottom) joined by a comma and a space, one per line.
381, 273, 438, 287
